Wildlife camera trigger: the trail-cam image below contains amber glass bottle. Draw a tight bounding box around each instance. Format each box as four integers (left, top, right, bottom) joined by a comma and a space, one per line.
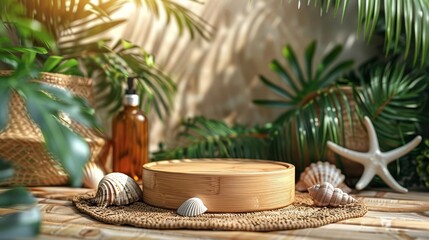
112, 77, 149, 181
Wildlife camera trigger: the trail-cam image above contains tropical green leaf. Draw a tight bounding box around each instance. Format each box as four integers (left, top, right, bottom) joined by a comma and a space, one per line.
51, 59, 80, 75
304, 41, 316, 80
37, 83, 99, 129
319, 60, 354, 87
254, 41, 357, 175
259, 75, 294, 99
0, 187, 36, 207
282, 44, 305, 84
0, 207, 41, 239
255, 41, 353, 112
269, 60, 299, 93
26, 101, 90, 187
268, 86, 353, 174
352, 63, 427, 149
0, 52, 98, 187
302, 0, 429, 65
23, 82, 92, 187
315, 45, 343, 80
153, 116, 270, 161
0, 47, 47, 54
86, 40, 176, 119
42, 56, 64, 72
252, 100, 294, 108
41, 54, 81, 75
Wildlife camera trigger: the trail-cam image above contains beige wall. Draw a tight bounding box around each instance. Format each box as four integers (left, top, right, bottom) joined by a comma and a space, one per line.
101, 0, 377, 151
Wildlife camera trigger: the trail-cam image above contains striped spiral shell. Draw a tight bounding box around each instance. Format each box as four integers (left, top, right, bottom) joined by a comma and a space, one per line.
177, 197, 208, 217
296, 161, 351, 193
93, 172, 143, 207
308, 182, 357, 207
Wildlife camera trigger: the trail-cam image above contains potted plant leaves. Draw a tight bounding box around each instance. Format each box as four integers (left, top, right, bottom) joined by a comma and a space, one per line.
0, 0, 211, 187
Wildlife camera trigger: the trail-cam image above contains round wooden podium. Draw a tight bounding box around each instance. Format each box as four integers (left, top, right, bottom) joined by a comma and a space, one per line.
143, 159, 295, 212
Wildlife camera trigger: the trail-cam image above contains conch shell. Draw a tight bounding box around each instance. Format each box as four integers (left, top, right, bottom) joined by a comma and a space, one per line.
296, 161, 351, 193
308, 182, 356, 207
177, 197, 208, 217
93, 172, 143, 207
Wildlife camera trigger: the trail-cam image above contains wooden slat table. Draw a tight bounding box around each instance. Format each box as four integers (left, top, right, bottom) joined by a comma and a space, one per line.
3, 187, 429, 239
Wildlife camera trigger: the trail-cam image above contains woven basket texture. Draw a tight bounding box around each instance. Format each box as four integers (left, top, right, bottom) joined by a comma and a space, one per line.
73, 191, 367, 231
288, 87, 368, 179
326, 87, 368, 178
0, 71, 108, 186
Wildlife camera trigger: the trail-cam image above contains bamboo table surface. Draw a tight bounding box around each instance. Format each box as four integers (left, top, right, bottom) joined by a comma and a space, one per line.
2, 187, 429, 239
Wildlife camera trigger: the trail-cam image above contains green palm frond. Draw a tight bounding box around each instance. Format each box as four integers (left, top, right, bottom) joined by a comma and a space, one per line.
269, 86, 353, 173
85, 40, 175, 118
0, 0, 55, 49
254, 40, 355, 173
13, 0, 210, 118
153, 116, 270, 160
303, 0, 429, 65
254, 40, 353, 112
353, 63, 427, 149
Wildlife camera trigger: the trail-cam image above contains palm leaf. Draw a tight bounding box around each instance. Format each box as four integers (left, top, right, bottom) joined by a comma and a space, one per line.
302, 0, 429, 65
254, 40, 353, 115
85, 40, 176, 119
269, 87, 353, 174
254, 40, 355, 174
352, 63, 427, 149
0, 1, 55, 49
153, 116, 270, 160
4, 0, 210, 120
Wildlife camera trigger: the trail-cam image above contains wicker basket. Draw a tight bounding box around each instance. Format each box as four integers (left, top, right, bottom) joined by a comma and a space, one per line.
0, 71, 109, 186
325, 86, 367, 178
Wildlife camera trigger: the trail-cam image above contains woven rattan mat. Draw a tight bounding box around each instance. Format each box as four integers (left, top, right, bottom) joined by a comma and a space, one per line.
73, 192, 367, 231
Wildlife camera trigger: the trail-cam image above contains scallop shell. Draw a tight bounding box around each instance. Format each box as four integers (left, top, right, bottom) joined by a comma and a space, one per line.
308, 182, 357, 207
83, 162, 105, 189
177, 197, 208, 217
93, 172, 143, 207
296, 161, 351, 193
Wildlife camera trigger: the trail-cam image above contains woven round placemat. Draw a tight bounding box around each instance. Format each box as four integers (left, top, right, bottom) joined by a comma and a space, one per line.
73, 192, 367, 231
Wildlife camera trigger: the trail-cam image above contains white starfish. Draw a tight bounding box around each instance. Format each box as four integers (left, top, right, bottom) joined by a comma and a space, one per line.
327, 116, 422, 193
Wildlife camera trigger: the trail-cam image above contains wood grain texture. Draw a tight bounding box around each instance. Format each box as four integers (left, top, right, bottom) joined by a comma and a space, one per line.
143, 159, 295, 212
1, 187, 428, 239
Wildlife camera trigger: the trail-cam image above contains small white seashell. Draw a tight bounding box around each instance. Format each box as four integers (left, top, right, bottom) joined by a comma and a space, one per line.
177, 197, 208, 217
296, 161, 351, 193
83, 162, 105, 189
93, 172, 143, 207
308, 182, 357, 207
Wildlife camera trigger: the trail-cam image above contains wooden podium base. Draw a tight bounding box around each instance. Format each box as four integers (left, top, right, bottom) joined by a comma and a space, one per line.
143, 159, 295, 212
